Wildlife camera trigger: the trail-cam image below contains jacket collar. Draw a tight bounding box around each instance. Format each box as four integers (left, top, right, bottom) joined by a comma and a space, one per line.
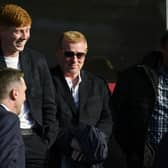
53, 66, 91, 116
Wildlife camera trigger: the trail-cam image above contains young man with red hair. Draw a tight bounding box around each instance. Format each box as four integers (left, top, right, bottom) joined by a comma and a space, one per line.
0, 4, 58, 168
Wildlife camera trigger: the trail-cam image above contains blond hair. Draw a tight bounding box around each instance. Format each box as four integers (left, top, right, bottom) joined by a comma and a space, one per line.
0, 68, 24, 100
57, 31, 88, 50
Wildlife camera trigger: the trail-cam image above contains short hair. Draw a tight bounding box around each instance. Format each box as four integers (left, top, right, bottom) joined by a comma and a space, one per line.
160, 31, 168, 49
0, 68, 24, 100
57, 31, 88, 50
0, 3, 32, 27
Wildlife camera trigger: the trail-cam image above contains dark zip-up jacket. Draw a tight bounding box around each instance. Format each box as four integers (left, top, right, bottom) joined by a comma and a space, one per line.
112, 51, 162, 168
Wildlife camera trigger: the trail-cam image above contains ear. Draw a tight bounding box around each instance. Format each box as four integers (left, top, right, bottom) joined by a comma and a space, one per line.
10, 88, 18, 100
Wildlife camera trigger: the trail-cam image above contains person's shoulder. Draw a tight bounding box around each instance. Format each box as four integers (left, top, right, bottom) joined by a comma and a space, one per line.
114, 65, 143, 86
142, 50, 162, 66
22, 47, 49, 68
123, 66, 135, 73
118, 64, 141, 76
50, 65, 62, 76
22, 47, 46, 59
0, 109, 18, 124
82, 70, 107, 84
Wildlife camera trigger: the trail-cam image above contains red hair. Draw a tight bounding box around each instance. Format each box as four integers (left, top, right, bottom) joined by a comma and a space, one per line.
0, 4, 32, 27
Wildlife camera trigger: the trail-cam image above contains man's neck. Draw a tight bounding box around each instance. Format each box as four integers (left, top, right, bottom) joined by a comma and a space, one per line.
0, 100, 16, 114
64, 73, 79, 81
64, 73, 80, 87
3, 52, 19, 57
1, 47, 19, 57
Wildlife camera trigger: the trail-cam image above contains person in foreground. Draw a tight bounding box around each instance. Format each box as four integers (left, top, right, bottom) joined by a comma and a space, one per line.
0, 68, 26, 168
0, 3, 58, 168
112, 31, 168, 168
49, 31, 113, 168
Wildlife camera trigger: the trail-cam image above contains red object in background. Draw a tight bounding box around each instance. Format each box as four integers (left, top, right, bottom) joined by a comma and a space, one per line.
108, 82, 116, 93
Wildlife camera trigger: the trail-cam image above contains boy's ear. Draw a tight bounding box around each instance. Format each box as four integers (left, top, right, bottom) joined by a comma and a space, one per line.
10, 88, 18, 100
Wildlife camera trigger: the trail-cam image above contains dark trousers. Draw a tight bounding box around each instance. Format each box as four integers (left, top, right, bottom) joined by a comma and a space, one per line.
23, 133, 49, 168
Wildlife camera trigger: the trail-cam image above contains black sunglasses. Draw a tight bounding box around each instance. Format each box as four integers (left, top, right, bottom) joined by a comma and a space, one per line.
64, 51, 86, 59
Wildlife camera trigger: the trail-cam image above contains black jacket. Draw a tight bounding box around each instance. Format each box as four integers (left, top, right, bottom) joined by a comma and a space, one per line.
50, 66, 112, 168
112, 51, 162, 168
0, 105, 25, 168
0, 47, 58, 147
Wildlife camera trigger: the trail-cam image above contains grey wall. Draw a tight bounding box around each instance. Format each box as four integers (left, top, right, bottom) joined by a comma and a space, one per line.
1, 0, 166, 81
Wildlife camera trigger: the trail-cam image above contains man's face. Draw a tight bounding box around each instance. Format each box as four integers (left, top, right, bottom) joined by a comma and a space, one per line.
59, 39, 87, 77
0, 25, 31, 55
16, 77, 27, 115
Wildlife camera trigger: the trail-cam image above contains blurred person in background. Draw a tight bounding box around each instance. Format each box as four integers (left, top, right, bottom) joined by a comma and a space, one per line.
112, 31, 168, 168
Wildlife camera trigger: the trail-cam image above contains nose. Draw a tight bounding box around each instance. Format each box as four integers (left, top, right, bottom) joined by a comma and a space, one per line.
72, 55, 79, 62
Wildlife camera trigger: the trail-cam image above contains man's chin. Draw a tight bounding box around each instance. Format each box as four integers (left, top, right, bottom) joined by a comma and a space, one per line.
70, 68, 77, 71
69, 69, 80, 75
16, 46, 25, 52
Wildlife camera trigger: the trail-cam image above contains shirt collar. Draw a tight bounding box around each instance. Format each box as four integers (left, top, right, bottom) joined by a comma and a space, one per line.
0, 104, 11, 111
65, 73, 82, 89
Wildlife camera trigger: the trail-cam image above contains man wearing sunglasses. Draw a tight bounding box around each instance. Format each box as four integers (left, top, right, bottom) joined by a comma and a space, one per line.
49, 31, 112, 168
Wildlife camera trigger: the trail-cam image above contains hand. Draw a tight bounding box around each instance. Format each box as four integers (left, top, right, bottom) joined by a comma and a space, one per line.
70, 138, 81, 150
71, 149, 86, 162
70, 138, 87, 162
